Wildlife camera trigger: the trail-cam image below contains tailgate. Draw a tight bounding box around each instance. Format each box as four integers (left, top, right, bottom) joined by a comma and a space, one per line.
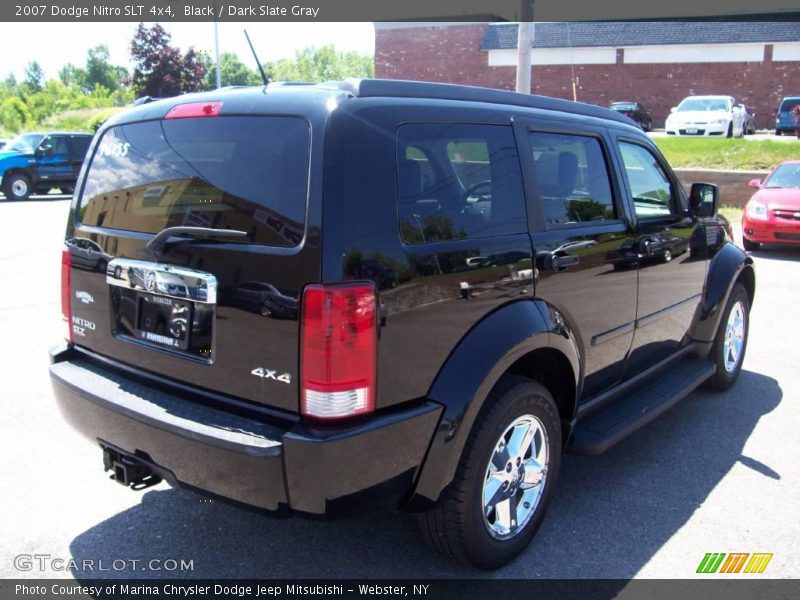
66, 114, 316, 413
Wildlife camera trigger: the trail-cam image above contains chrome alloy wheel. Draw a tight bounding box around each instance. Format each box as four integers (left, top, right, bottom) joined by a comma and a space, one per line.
723, 300, 746, 373
482, 414, 549, 540
11, 178, 28, 198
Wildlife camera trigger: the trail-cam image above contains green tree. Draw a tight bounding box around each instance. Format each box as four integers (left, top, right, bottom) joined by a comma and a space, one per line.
1, 97, 33, 133
23, 61, 45, 92
205, 52, 260, 88
264, 45, 373, 82
85, 45, 119, 91
130, 24, 207, 97
58, 64, 87, 89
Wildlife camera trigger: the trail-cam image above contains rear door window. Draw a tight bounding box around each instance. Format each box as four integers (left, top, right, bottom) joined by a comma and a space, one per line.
69, 136, 91, 160
79, 116, 310, 248
396, 123, 526, 244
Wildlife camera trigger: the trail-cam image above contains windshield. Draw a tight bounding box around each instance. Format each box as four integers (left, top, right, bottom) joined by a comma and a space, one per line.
764, 163, 800, 189
79, 116, 311, 247
677, 98, 730, 112
5, 133, 44, 153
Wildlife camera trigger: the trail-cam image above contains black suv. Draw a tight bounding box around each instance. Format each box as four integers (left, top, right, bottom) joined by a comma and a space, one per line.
50, 80, 755, 570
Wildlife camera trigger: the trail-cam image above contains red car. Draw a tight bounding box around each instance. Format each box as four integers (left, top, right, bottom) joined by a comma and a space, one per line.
742, 160, 800, 251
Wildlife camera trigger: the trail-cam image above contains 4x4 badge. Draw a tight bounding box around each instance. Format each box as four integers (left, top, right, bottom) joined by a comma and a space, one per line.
251, 367, 291, 384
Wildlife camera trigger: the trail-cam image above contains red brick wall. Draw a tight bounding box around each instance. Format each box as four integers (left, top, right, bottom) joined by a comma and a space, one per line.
375, 24, 800, 130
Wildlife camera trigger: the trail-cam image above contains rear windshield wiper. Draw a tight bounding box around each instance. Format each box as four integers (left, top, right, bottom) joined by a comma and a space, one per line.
145, 227, 248, 256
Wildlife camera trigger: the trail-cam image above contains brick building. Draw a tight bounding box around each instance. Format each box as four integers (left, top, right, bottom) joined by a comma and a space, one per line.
375, 22, 800, 129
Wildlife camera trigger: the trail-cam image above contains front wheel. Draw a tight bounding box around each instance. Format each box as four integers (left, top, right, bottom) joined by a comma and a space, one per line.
2, 173, 32, 201
704, 283, 750, 391
419, 376, 561, 570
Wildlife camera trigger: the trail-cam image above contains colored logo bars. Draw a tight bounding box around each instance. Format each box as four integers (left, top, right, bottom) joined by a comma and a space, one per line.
696, 553, 773, 574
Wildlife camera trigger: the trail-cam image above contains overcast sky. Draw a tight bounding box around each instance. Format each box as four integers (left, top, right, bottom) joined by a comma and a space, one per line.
0, 22, 375, 80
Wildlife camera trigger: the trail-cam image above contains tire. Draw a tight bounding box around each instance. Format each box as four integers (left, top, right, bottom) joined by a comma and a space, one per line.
260, 304, 272, 317
726, 123, 733, 138
60, 185, 75, 195
703, 283, 750, 391
662, 249, 673, 263
418, 376, 561, 570
2, 172, 32, 201
775, 129, 782, 136
742, 238, 760, 252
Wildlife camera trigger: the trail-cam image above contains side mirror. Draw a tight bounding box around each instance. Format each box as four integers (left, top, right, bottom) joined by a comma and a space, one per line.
689, 182, 718, 218
670, 107, 677, 113
748, 179, 762, 189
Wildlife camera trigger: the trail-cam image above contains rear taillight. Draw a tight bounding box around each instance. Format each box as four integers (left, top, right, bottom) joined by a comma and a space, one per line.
61, 246, 73, 343
300, 283, 377, 420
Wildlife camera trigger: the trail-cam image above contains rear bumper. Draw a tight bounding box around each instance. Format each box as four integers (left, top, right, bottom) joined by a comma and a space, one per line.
50, 346, 442, 516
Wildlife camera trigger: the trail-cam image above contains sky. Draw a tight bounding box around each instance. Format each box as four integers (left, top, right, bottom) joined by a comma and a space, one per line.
0, 22, 375, 80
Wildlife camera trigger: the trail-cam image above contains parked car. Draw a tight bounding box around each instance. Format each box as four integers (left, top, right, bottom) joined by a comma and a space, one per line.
65, 237, 113, 273
609, 101, 653, 131
665, 95, 745, 137
50, 80, 754, 570
0, 131, 93, 200
742, 160, 800, 250
231, 281, 299, 319
739, 104, 757, 135
774, 96, 800, 136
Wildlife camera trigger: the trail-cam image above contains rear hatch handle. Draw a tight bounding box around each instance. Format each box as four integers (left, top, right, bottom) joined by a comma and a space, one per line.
145, 227, 248, 256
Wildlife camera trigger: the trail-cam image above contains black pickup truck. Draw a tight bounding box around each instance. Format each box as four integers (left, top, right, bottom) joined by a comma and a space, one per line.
50, 80, 754, 569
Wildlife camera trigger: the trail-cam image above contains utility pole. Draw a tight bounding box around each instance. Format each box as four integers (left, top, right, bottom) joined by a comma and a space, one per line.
515, 1, 534, 94
213, 1, 221, 88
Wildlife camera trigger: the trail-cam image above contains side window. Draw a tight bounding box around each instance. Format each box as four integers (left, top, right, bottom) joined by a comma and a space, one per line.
397, 123, 526, 244
39, 135, 69, 156
530, 131, 616, 228
618, 142, 675, 219
70, 136, 91, 160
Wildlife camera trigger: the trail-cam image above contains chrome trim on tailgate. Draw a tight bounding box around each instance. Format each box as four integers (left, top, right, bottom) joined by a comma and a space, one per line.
107, 258, 218, 304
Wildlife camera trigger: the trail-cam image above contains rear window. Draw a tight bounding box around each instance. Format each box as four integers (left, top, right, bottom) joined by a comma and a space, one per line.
79, 116, 310, 248
779, 99, 800, 112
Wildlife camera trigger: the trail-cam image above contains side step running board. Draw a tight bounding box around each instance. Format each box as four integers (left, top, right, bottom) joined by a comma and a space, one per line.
569, 358, 716, 455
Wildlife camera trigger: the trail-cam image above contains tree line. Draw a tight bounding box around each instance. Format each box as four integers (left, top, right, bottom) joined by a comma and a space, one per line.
1, 24, 373, 135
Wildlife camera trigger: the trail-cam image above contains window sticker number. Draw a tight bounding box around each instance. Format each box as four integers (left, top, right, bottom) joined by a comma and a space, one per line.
99, 141, 131, 158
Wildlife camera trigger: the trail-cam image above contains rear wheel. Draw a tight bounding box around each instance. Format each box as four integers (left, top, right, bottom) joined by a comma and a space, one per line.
742, 238, 760, 252
704, 283, 749, 391
3, 172, 32, 201
419, 376, 561, 570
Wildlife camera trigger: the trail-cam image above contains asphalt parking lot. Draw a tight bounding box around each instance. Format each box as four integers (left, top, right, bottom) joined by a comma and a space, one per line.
1, 197, 798, 580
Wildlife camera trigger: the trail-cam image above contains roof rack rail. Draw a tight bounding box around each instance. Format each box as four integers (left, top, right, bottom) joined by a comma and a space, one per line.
336, 78, 631, 125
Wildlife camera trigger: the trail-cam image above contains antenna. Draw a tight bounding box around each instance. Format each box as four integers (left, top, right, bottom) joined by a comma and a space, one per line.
244, 29, 268, 86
